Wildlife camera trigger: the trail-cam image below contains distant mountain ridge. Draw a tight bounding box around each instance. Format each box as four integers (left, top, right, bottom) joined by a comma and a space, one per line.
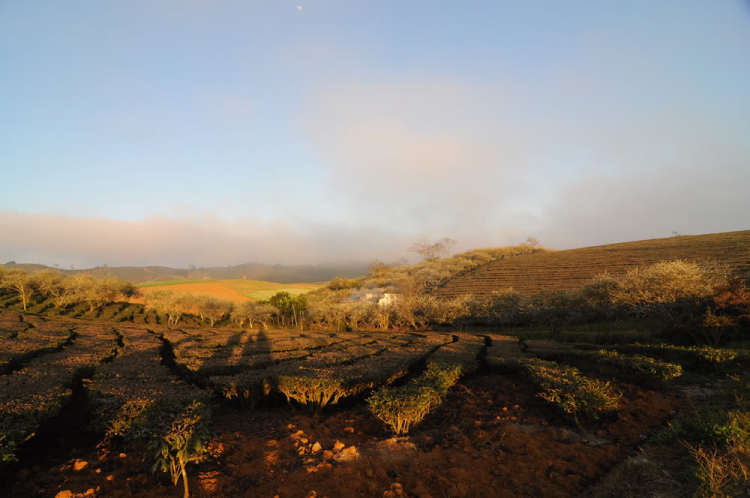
3, 261, 369, 284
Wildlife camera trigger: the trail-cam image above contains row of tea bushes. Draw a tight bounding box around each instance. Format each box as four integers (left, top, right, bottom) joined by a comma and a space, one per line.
367, 334, 485, 435
606, 343, 739, 371
88, 326, 211, 447
482, 336, 622, 427
87, 325, 213, 496
273, 333, 452, 414
210, 333, 451, 412
512, 358, 621, 427
484, 334, 531, 371
523, 339, 684, 385
0, 318, 74, 375
367, 333, 486, 434
0, 323, 120, 465
368, 363, 463, 435
427, 332, 486, 373
204, 336, 387, 408
171, 329, 354, 377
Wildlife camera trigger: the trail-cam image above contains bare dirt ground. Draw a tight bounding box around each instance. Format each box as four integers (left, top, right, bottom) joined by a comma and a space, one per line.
8, 374, 676, 498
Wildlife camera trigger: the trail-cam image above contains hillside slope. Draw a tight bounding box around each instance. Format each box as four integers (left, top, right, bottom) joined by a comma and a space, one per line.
5, 261, 369, 284
432, 230, 750, 299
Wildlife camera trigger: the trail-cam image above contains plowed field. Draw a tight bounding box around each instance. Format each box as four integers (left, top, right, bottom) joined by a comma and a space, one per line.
136, 282, 252, 303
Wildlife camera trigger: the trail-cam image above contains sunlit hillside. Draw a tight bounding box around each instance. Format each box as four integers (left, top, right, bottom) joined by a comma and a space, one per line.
433, 230, 750, 298
135, 279, 323, 303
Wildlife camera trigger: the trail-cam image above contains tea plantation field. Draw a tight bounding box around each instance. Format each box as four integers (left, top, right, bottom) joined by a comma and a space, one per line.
0, 309, 746, 498
433, 230, 750, 298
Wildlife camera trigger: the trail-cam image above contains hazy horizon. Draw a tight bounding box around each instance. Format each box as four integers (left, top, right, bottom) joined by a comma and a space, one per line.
2, 1, 749, 268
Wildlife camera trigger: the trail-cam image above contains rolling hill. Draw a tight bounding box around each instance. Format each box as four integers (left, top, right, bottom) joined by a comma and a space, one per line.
4, 261, 369, 284
432, 230, 750, 299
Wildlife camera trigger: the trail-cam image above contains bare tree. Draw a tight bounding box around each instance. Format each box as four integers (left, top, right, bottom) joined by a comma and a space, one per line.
526, 236, 540, 247
35, 270, 76, 308
144, 290, 194, 325
409, 237, 457, 263
69, 275, 130, 312
409, 239, 436, 262
0, 269, 36, 310
195, 296, 233, 327
389, 257, 408, 267
437, 238, 458, 258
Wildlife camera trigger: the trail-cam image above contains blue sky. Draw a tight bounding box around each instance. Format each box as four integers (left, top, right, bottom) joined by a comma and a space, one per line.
1, 1, 749, 267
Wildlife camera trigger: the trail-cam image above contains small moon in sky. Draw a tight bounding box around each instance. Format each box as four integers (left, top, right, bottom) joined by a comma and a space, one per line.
297, 6, 302, 11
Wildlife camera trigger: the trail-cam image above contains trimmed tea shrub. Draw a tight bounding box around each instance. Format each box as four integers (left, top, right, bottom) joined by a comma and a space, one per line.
514, 358, 620, 427
368, 363, 463, 435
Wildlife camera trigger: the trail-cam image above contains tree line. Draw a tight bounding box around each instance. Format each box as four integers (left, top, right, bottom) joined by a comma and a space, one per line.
0, 267, 137, 311
3, 253, 748, 346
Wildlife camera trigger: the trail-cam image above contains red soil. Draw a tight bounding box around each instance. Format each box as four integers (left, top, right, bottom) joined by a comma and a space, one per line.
135, 283, 252, 304
9, 374, 676, 498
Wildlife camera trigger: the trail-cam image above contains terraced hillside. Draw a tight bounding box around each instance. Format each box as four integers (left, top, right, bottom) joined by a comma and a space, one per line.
433, 230, 750, 299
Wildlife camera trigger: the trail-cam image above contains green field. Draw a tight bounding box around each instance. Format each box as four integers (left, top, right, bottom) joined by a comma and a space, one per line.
135, 278, 322, 301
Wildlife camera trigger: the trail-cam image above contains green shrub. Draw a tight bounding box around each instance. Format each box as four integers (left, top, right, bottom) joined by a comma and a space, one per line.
515, 358, 620, 426
611, 260, 726, 307
478, 288, 525, 329
422, 362, 463, 392
712, 410, 750, 447
367, 363, 463, 435
275, 376, 346, 415
588, 350, 683, 383
0, 433, 17, 465
149, 401, 211, 498
613, 343, 737, 371
99, 397, 154, 445
527, 290, 583, 334
368, 384, 441, 435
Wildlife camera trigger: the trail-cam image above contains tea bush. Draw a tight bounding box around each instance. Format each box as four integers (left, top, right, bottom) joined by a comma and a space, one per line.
525, 341, 683, 385
368, 363, 463, 435
514, 358, 620, 427
275, 376, 347, 415
611, 343, 738, 372
585, 350, 683, 384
